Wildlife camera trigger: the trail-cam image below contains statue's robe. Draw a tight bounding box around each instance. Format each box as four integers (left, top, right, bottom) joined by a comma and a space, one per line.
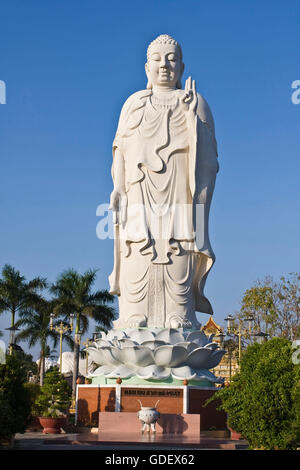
109, 89, 218, 327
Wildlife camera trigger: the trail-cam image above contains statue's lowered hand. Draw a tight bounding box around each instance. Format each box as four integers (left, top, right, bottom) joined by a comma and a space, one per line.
109, 190, 127, 225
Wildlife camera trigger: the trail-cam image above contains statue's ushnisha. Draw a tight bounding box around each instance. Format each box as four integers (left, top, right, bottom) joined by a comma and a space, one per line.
109, 34, 219, 329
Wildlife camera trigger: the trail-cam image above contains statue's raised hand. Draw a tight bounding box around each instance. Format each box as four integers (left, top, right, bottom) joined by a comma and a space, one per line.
109, 189, 127, 225
181, 76, 198, 117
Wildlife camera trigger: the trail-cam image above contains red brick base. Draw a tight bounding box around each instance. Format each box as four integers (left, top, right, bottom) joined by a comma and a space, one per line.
76, 385, 226, 430
77, 386, 115, 426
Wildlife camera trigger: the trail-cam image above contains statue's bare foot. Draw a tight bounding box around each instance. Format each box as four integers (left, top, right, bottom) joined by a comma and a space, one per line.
166, 315, 192, 329
127, 314, 147, 328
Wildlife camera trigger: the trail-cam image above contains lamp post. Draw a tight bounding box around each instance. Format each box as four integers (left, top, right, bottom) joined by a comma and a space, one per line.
216, 332, 225, 349
252, 331, 270, 344
50, 313, 75, 373
245, 315, 255, 338
82, 338, 93, 375
217, 332, 235, 381
92, 331, 101, 342
224, 315, 255, 364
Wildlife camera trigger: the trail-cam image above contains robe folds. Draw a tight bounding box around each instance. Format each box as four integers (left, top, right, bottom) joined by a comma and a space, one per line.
109, 89, 218, 327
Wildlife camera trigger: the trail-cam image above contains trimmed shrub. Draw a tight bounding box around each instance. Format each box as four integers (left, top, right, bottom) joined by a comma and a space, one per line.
208, 338, 299, 449
0, 355, 31, 441
35, 367, 72, 418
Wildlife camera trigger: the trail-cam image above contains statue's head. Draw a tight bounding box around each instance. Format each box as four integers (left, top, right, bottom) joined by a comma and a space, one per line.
145, 34, 184, 90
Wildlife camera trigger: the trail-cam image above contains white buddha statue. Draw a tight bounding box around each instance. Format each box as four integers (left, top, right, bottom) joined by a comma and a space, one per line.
109, 34, 219, 329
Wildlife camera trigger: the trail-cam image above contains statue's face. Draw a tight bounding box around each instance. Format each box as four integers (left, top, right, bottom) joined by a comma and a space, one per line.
146, 43, 184, 89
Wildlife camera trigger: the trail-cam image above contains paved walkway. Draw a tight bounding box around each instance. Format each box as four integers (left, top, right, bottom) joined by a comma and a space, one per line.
11, 432, 248, 451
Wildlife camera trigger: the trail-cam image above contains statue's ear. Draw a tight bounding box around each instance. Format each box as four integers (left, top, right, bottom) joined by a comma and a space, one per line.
176, 62, 185, 89
145, 63, 152, 89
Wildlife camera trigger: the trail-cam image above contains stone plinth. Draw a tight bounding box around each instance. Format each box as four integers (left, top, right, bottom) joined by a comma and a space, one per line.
98, 412, 200, 436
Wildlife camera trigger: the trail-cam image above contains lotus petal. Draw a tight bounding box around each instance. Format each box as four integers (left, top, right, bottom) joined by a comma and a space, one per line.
156, 328, 185, 345
186, 347, 213, 369
140, 340, 166, 350
86, 347, 104, 365
128, 329, 156, 344
136, 365, 171, 380
87, 346, 120, 366
186, 330, 209, 346
106, 329, 127, 342
191, 338, 211, 349
90, 365, 113, 376
194, 368, 222, 383
176, 342, 199, 353
205, 350, 226, 369
154, 345, 187, 367
175, 341, 189, 349
94, 339, 111, 348
99, 331, 107, 340
171, 366, 197, 380
120, 345, 154, 367
203, 342, 219, 351
117, 338, 138, 348
105, 365, 136, 379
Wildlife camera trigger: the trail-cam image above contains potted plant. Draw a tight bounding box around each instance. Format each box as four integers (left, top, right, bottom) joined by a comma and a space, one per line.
35, 367, 72, 434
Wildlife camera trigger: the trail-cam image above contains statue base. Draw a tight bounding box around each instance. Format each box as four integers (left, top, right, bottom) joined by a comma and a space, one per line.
75, 382, 226, 431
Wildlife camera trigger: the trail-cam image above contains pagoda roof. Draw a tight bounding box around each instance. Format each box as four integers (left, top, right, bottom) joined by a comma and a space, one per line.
201, 316, 223, 333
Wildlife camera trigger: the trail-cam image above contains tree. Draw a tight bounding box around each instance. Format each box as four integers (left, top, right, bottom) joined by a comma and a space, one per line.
239, 274, 300, 340
12, 350, 38, 379
35, 367, 72, 418
0, 265, 47, 349
50, 268, 115, 397
0, 355, 32, 442
15, 298, 73, 386
276, 273, 300, 339
208, 338, 299, 449
239, 279, 277, 337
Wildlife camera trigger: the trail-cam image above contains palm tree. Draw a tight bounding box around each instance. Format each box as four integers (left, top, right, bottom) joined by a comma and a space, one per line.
50, 268, 115, 397
0, 265, 47, 351
15, 298, 74, 385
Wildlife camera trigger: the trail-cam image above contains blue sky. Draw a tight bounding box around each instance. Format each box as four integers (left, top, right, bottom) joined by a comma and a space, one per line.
0, 0, 299, 359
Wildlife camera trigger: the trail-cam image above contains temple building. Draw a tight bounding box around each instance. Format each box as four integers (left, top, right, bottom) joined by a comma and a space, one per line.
201, 317, 239, 384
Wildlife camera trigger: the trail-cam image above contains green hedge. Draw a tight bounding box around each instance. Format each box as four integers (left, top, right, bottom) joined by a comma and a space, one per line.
208, 338, 300, 450
0, 355, 32, 441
